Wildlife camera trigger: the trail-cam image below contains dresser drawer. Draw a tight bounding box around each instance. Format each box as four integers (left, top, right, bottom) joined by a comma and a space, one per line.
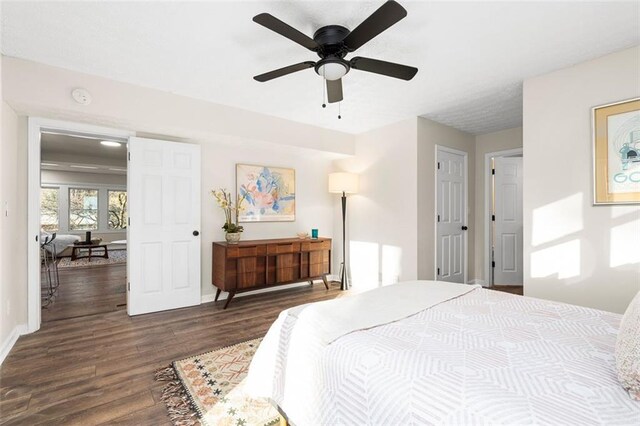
227, 246, 259, 258
268, 243, 296, 255
302, 240, 331, 251
310, 262, 330, 276
237, 257, 256, 273
309, 250, 329, 264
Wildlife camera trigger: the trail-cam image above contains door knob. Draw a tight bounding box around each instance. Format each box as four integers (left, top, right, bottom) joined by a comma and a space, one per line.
193, 230, 200, 236
461, 226, 468, 231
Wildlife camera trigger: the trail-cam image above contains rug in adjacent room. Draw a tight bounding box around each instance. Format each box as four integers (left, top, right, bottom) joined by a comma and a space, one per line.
156, 338, 279, 426
57, 249, 127, 268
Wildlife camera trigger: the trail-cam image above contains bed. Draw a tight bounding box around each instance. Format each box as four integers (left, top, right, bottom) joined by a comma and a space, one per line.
246, 281, 640, 425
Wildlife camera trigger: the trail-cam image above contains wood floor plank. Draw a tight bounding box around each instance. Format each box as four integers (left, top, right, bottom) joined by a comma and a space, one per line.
37, 391, 155, 426
109, 403, 172, 426
1, 263, 343, 425
0, 393, 31, 418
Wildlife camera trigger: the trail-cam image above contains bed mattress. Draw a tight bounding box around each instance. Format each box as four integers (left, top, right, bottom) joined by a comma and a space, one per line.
249, 286, 639, 425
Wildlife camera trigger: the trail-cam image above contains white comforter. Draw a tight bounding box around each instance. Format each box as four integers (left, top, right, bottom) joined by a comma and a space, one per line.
247, 282, 639, 425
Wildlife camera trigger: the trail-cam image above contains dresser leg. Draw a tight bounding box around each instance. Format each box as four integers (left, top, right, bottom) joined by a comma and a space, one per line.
214, 288, 222, 302
223, 291, 236, 309
322, 275, 329, 290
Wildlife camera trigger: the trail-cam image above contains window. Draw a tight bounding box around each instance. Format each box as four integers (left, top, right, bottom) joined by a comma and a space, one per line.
40, 187, 59, 232
69, 188, 98, 230
108, 190, 127, 229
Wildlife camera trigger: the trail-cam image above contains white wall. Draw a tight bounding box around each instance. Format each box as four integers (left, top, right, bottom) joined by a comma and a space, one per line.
2, 55, 354, 312
202, 141, 338, 297
417, 117, 476, 281
1, 101, 28, 361
523, 46, 640, 313
474, 127, 523, 283
334, 118, 419, 290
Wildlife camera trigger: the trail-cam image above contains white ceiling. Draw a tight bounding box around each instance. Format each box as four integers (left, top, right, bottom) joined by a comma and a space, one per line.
2, 1, 639, 135
41, 133, 127, 173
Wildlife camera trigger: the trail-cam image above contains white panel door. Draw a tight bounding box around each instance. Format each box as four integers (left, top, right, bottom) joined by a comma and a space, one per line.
436, 148, 467, 283
493, 156, 523, 285
127, 137, 201, 315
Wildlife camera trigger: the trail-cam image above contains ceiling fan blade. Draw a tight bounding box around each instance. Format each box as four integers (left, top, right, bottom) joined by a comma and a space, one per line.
350, 57, 418, 80
327, 79, 343, 103
253, 13, 319, 51
342, 1, 407, 51
254, 61, 316, 82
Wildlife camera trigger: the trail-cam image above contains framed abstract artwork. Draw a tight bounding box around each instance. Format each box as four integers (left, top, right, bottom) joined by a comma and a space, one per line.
593, 98, 640, 204
236, 164, 295, 222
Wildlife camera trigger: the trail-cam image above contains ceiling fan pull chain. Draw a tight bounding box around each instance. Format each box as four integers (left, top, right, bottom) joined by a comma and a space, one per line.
338, 102, 342, 119
322, 68, 327, 108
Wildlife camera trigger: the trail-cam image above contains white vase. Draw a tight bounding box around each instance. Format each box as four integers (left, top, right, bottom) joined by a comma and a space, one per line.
225, 232, 241, 244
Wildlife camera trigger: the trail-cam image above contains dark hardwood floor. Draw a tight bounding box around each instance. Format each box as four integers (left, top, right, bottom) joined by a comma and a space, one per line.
492, 285, 524, 295
2, 266, 345, 425
41, 262, 127, 322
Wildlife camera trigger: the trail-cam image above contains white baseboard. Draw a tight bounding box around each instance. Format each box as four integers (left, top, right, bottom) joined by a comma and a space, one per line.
468, 279, 488, 287
201, 277, 339, 304
0, 324, 28, 366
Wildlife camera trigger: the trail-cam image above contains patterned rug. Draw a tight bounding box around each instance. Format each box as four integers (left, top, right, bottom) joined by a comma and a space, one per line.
155, 338, 279, 426
57, 249, 126, 268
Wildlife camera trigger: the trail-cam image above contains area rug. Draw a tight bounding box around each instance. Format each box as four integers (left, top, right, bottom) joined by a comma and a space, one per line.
57, 249, 126, 268
155, 338, 279, 426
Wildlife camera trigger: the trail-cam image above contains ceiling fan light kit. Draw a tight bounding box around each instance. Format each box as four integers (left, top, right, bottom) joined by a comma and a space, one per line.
252, 0, 418, 110
316, 59, 349, 81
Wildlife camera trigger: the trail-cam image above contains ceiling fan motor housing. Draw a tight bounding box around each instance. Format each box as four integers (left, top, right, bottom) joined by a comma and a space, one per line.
313, 25, 351, 79
313, 25, 350, 56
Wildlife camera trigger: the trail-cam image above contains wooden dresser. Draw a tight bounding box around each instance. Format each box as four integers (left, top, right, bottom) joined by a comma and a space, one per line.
212, 237, 332, 308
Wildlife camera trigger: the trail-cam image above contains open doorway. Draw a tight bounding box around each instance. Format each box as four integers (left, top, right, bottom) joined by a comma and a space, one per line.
485, 148, 523, 291
27, 119, 134, 331
39, 131, 128, 321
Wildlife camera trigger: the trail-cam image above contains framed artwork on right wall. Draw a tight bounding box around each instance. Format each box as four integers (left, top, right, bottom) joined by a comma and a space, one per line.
592, 98, 640, 204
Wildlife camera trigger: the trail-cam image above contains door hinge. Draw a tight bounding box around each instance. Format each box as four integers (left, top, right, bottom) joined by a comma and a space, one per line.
437, 214, 440, 222
437, 162, 441, 170
128, 152, 131, 161
492, 214, 495, 221
128, 217, 130, 226
127, 282, 130, 291
491, 261, 496, 268
492, 168, 495, 175
437, 267, 440, 276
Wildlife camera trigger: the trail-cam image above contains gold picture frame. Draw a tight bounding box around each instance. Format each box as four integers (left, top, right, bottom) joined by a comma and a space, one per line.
592, 98, 640, 204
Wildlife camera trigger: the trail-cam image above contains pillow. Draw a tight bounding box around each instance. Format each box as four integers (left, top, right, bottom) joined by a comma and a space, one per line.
616, 291, 640, 400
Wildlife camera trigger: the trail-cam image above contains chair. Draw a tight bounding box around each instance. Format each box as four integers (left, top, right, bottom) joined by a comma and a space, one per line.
40, 233, 60, 307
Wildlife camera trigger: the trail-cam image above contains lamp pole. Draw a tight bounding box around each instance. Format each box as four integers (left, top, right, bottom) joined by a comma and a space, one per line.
341, 190, 348, 290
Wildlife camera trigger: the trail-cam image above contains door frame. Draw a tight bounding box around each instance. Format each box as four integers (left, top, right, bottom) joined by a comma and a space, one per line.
434, 145, 469, 284
483, 147, 523, 287
27, 117, 133, 332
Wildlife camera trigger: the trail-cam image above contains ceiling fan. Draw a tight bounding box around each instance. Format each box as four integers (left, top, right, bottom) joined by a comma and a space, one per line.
252, 0, 418, 105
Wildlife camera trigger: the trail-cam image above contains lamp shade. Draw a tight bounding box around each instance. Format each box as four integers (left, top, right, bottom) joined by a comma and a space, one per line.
328, 172, 359, 194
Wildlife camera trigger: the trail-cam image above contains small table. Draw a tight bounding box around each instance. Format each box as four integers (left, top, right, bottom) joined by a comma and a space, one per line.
71, 243, 109, 261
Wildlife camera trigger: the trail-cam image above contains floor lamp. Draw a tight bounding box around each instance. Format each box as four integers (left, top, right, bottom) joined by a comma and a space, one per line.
328, 172, 359, 290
